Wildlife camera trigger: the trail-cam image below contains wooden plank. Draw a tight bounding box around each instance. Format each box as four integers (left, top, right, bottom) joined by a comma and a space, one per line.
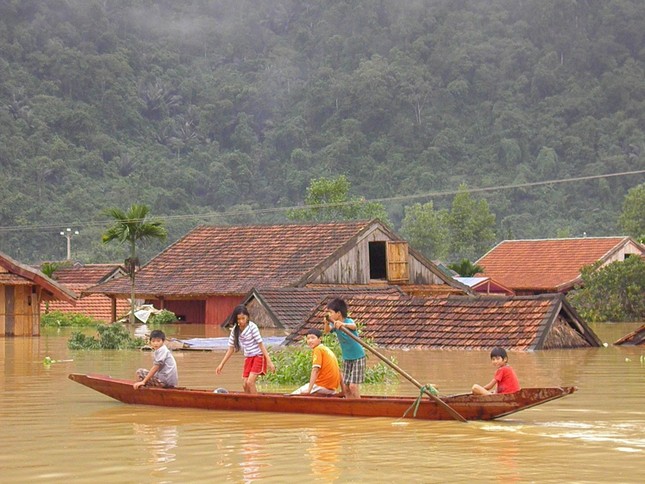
0, 286, 5, 335
386, 241, 409, 283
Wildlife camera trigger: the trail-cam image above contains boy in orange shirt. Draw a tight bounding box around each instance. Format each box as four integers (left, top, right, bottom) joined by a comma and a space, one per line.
472, 347, 520, 395
292, 329, 341, 395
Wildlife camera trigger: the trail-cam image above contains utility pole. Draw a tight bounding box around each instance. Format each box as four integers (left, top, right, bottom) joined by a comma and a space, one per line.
60, 228, 79, 260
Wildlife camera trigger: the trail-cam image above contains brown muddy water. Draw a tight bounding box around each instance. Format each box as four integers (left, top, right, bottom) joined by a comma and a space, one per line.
1, 323, 643, 483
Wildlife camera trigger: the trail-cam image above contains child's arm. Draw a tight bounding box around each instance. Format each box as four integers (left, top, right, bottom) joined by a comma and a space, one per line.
482, 377, 497, 392
259, 342, 275, 373
216, 347, 235, 374
134, 364, 160, 389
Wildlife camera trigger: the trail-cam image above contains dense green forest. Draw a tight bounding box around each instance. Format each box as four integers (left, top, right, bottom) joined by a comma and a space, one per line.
1, 0, 643, 264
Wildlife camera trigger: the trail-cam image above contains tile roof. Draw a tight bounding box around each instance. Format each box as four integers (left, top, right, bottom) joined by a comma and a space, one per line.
613, 324, 645, 346
86, 220, 379, 297
0, 251, 77, 303
476, 237, 636, 292
285, 294, 601, 350
52, 264, 125, 285
46, 283, 131, 322
243, 286, 404, 329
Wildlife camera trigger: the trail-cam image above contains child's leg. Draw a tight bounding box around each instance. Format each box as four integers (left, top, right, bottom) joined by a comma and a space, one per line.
472, 384, 492, 395
244, 373, 259, 393
136, 368, 149, 381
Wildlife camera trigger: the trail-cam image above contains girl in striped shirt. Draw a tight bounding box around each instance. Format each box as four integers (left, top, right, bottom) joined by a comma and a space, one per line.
216, 305, 275, 393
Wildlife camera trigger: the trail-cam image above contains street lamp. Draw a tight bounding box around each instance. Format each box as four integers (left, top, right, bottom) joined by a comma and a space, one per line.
60, 228, 79, 260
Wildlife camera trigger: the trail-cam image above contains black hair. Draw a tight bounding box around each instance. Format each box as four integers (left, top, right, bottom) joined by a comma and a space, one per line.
326, 298, 348, 318
230, 305, 250, 352
149, 329, 166, 341
306, 328, 323, 338
490, 347, 508, 359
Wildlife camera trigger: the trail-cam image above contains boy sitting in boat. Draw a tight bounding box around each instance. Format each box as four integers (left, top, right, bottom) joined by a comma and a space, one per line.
134, 329, 178, 389
292, 329, 341, 396
471, 347, 520, 395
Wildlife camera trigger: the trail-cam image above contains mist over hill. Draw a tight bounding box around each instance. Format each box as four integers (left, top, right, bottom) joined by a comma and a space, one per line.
1, 0, 643, 264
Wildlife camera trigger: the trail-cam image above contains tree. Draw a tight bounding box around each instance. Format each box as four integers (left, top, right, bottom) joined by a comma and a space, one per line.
448, 259, 484, 277
287, 175, 390, 224
619, 184, 645, 242
447, 184, 496, 261
568, 257, 645, 322
400, 201, 449, 260
102, 204, 167, 324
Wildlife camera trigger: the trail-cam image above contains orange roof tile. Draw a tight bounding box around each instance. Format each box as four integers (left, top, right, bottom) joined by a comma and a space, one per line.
285, 294, 601, 350
53, 264, 125, 285
86, 221, 378, 297
243, 286, 404, 329
476, 237, 638, 292
46, 282, 130, 322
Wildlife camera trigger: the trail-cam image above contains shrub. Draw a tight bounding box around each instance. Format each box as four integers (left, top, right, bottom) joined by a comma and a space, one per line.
41, 311, 102, 327
263, 333, 398, 386
68, 324, 145, 350
148, 309, 177, 325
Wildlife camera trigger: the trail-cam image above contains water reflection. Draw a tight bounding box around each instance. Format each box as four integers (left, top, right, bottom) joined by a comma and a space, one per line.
0, 322, 643, 482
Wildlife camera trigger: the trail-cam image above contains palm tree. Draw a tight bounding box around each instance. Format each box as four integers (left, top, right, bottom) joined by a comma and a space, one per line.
447, 259, 484, 277
102, 204, 167, 324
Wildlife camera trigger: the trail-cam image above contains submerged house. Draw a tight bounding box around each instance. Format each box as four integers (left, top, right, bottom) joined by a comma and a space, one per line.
237, 286, 404, 330
476, 237, 645, 295
85, 220, 468, 325
44, 263, 130, 322
1, 251, 77, 336
614, 324, 645, 346
285, 293, 602, 350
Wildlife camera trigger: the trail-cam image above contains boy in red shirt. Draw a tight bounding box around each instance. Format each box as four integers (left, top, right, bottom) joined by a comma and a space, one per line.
472, 347, 520, 395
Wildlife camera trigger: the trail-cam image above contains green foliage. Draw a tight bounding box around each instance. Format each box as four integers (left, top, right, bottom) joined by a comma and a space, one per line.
619, 183, 645, 242
448, 259, 484, 277
447, 185, 497, 261
41, 310, 102, 327
0, 1, 643, 262
569, 257, 645, 322
149, 309, 178, 325
287, 175, 390, 224
68, 324, 145, 350
400, 202, 449, 260
264, 333, 398, 386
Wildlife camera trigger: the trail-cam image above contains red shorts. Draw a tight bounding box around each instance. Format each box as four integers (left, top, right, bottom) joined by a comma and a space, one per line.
243, 355, 266, 377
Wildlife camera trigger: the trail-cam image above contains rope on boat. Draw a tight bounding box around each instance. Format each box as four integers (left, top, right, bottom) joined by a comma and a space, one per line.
400, 384, 439, 419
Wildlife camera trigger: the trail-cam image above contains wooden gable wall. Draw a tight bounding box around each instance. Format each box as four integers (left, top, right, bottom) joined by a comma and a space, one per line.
1, 284, 41, 336
310, 225, 445, 285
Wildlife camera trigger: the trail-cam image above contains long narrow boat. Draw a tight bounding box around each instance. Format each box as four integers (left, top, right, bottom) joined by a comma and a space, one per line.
69, 373, 576, 421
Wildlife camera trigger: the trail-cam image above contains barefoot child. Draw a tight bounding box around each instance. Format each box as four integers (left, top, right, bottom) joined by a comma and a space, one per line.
292, 329, 341, 395
323, 298, 366, 399
472, 347, 520, 395
216, 305, 275, 393
134, 329, 178, 389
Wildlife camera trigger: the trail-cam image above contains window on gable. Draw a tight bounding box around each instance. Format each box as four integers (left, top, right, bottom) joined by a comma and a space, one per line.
369, 241, 410, 283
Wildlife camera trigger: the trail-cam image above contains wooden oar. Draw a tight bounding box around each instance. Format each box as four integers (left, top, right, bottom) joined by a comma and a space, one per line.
337, 325, 468, 422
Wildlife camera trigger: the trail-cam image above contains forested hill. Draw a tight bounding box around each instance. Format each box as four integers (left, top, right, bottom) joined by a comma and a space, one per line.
1, 0, 644, 264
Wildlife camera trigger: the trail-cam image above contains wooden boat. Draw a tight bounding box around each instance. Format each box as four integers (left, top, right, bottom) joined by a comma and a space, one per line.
69, 373, 576, 421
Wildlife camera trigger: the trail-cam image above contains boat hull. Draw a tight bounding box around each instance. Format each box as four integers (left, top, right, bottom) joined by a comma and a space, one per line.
69, 373, 575, 421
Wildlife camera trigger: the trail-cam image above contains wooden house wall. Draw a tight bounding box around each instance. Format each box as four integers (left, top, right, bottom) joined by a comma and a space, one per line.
0, 284, 40, 336
205, 295, 244, 326
312, 227, 445, 285
604, 240, 644, 264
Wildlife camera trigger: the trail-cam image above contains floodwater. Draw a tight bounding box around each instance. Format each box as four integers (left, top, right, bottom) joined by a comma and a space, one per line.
1, 323, 643, 483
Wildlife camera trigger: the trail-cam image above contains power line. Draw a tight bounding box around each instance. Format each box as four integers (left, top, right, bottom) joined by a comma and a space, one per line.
0, 169, 643, 234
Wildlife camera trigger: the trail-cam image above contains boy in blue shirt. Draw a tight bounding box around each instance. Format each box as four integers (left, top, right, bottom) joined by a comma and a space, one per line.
323, 298, 366, 399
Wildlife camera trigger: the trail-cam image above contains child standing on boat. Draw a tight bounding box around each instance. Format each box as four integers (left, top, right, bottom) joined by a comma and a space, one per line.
216, 305, 275, 394
323, 298, 366, 399
134, 329, 178, 389
472, 347, 520, 395
292, 329, 341, 395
